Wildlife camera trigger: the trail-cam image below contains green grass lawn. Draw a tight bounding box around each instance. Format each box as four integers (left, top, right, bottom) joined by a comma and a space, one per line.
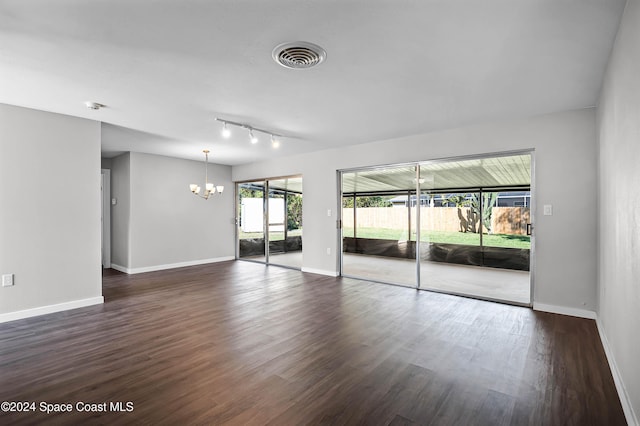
239, 227, 530, 248
342, 227, 530, 249
240, 228, 302, 241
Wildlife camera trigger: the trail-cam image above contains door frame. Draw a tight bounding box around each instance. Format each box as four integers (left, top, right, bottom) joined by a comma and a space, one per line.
235, 175, 303, 270
337, 149, 535, 307
101, 169, 111, 269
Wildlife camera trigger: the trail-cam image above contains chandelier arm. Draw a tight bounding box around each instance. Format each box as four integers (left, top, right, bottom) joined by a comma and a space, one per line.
205, 151, 208, 187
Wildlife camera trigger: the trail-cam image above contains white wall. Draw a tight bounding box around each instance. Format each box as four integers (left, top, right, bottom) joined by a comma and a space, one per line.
111, 152, 235, 272
597, 0, 640, 423
101, 157, 112, 170
233, 109, 598, 313
0, 103, 102, 320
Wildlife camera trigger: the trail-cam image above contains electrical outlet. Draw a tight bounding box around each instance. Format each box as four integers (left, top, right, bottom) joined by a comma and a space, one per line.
2, 274, 14, 287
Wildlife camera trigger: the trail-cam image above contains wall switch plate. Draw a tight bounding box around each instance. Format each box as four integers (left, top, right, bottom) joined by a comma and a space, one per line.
112, 198, 117, 205
327, 209, 331, 217
543, 204, 553, 216
326, 247, 331, 255
2, 274, 14, 287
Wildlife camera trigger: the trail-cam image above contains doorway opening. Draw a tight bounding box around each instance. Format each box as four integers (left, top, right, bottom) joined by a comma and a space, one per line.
101, 169, 111, 269
340, 152, 533, 305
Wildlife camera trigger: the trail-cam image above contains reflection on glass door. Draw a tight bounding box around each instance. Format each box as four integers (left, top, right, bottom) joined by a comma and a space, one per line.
237, 176, 303, 269
238, 181, 266, 262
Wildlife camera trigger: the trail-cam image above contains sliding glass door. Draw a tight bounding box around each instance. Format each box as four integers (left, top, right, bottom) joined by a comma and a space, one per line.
236, 176, 303, 269
341, 152, 533, 305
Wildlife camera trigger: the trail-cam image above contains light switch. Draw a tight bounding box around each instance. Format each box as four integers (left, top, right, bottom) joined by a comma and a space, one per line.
112, 198, 117, 205
543, 204, 553, 216
327, 209, 331, 217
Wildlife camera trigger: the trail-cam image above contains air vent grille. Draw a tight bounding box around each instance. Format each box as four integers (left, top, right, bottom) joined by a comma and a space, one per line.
272, 42, 326, 69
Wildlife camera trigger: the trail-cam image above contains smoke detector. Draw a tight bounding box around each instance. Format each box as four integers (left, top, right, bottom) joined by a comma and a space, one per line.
85, 101, 105, 110
272, 42, 326, 69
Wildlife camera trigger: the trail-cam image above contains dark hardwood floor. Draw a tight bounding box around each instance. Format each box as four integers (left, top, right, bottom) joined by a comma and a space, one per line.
0, 261, 626, 425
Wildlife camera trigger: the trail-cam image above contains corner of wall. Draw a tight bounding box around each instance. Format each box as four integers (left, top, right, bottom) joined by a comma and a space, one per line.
596, 317, 640, 426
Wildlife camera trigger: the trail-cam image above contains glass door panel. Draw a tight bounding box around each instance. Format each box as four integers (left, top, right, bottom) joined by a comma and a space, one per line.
341, 166, 418, 287
418, 157, 531, 305
238, 181, 266, 262
267, 177, 303, 269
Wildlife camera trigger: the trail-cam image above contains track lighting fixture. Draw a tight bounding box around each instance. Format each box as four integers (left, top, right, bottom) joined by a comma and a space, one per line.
215, 118, 285, 149
221, 122, 231, 138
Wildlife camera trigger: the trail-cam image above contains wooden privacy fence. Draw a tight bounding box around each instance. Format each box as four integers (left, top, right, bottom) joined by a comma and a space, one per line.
492, 207, 531, 235
342, 207, 530, 235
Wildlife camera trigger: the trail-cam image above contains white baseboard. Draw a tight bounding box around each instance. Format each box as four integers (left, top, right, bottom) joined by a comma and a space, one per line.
111, 256, 235, 275
110, 263, 129, 273
301, 267, 339, 277
0, 296, 104, 324
596, 318, 639, 426
532, 302, 596, 319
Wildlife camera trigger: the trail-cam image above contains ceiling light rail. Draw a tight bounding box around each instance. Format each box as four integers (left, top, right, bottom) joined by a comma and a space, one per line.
215, 118, 283, 148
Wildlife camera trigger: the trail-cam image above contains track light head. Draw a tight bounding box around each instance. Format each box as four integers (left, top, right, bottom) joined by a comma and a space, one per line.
215, 118, 285, 148
249, 128, 258, 144
271, 134, 280, 149
221, 122, 231, 138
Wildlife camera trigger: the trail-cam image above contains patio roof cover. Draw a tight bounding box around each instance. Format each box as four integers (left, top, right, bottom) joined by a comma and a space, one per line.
264, 176, 303, 194
342, 154, 531, 194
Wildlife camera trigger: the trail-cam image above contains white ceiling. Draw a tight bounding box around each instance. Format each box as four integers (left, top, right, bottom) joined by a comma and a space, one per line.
0, 0, 625, 165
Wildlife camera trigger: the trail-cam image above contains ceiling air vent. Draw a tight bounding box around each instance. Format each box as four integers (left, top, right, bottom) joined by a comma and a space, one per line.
272, 42, 326, 69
